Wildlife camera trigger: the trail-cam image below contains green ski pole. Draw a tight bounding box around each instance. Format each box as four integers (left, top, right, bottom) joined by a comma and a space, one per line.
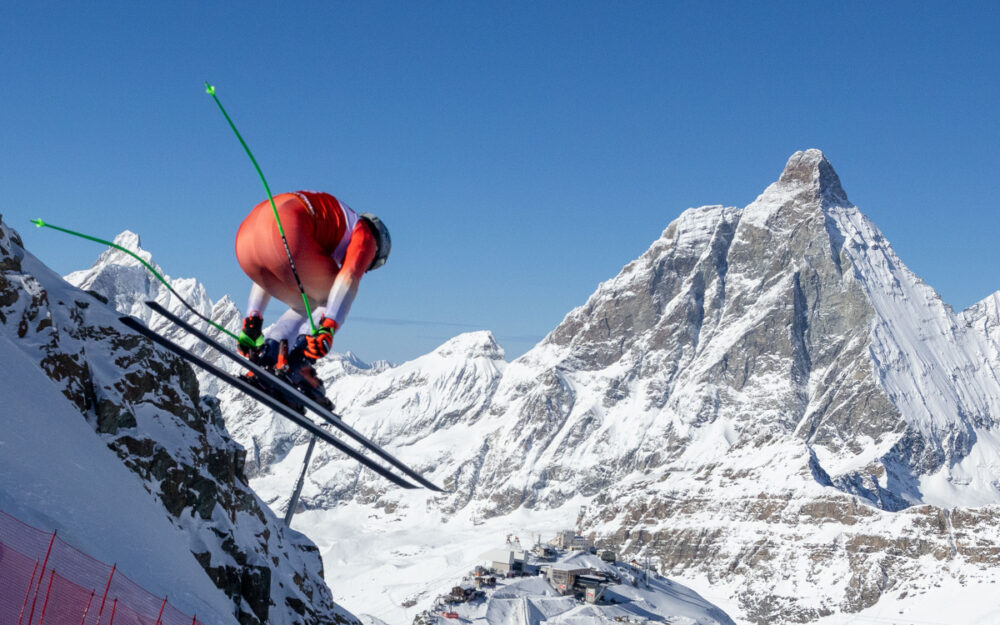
204, 82, 319, 335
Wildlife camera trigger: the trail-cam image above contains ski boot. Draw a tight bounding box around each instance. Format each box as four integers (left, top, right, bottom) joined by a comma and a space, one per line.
238, 339, 312, 414
238, 337, 336, 414
283, 362, 336, 412
281, 335, 336, 412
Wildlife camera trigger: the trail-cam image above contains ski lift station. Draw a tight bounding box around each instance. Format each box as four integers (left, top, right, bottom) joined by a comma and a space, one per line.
550, 529, 594, 551
478, 548, 527, 575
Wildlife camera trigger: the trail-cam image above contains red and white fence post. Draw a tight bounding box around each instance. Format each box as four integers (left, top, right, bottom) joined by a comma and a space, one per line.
95, 564, 116, 625
37, 569, 56, 625
17, 559, 39, 625
154, 596, 167, 625
78, 590, 96, 625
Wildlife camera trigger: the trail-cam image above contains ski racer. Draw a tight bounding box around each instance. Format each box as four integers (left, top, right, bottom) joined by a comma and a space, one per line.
233, 191, 390, 402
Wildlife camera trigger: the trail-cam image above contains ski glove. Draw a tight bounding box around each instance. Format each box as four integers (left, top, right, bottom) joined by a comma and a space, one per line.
304, 317, 338, 361
237, 313, 265, 356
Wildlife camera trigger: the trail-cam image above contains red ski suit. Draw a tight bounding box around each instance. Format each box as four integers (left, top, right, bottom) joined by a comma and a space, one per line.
235, 191, 376, 339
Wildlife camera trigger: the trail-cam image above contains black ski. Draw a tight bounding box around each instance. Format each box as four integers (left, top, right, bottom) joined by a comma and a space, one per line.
118, 315, 419, 490
141, 300, 446, 493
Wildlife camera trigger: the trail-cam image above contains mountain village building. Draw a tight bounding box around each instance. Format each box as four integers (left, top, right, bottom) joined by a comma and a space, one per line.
479, 548, 526, 575
577, 574, 607, 604
532, 543, 557, 559
570, 535, 593, 551
544, 563, 592, 594
550, 530, 594, 551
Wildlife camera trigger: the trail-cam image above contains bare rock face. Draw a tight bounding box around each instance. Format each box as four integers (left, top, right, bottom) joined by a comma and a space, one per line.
583, 465, 1000, 624
0, 217, 356, 625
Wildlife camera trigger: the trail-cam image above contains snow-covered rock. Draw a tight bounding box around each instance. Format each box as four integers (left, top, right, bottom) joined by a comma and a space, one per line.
0, 331, 239, 625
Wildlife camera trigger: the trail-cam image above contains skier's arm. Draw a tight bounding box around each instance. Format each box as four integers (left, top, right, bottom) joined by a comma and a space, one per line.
304, 221, 377, 361
246, 283, 271, 317
324, 220, 378, 328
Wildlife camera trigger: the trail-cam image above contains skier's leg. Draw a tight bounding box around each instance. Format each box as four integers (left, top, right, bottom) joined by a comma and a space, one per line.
246, 282, 271, 317
288, 309, 329, 395
247, 307, 307, 373
258, 307, 329, 398
294, 306, 327, 336
269, 308, 309, 342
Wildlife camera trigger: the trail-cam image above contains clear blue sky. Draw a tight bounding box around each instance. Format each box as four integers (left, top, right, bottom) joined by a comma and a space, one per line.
3, 2, 999, 363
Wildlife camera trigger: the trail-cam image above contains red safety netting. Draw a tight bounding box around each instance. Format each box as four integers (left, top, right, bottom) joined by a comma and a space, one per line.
0, 540, 39, 624
0, 509, 207, 625
34, 571, 94, 625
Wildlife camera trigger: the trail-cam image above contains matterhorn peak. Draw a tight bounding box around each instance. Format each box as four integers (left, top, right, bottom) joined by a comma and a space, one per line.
753, 149, 851, 213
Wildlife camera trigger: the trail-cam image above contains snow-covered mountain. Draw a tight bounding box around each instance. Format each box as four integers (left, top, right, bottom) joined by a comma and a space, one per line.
960, 291, 1000, 358
0, 218, 358, 625
65, 230, 242, 359
67, 150, 1000, 625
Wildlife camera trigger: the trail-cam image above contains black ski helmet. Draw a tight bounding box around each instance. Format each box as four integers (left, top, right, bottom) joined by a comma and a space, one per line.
360, 213, 391, 271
